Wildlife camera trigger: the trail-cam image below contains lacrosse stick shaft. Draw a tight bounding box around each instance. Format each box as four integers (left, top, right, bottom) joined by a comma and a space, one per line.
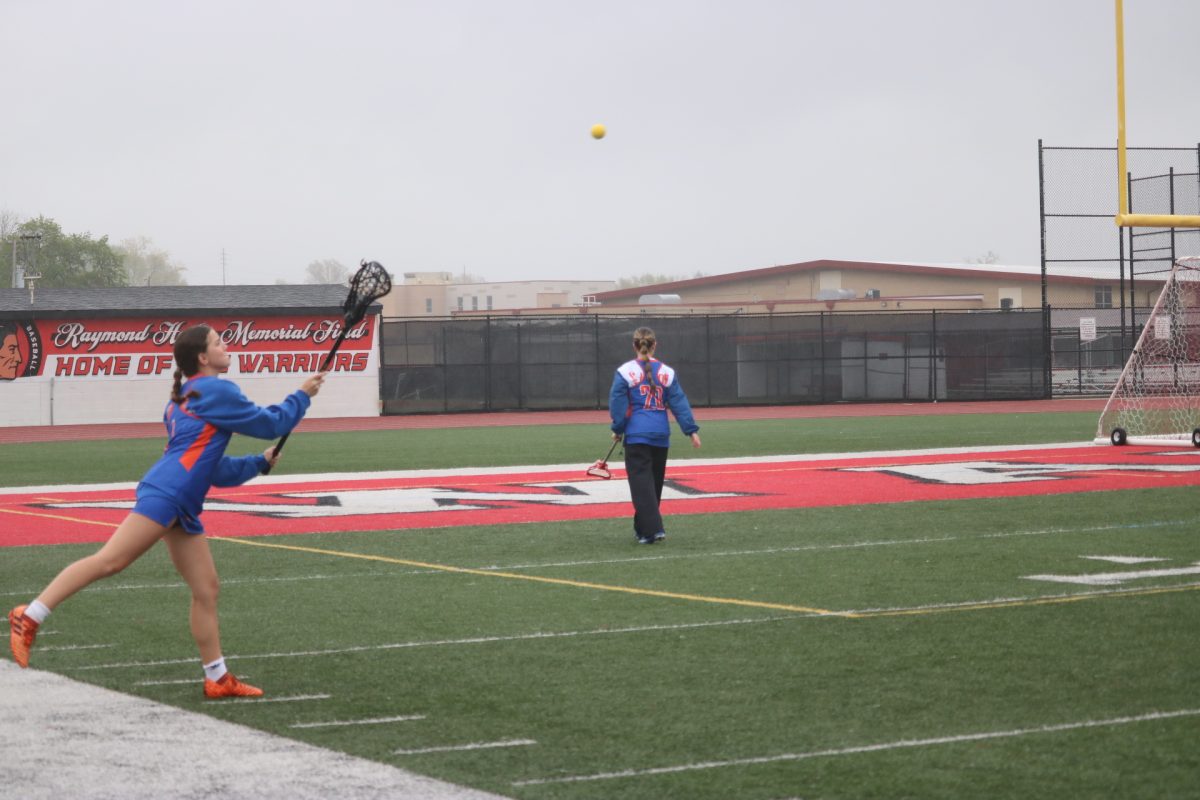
317, 327, 351, 372
263, 328, 351, 474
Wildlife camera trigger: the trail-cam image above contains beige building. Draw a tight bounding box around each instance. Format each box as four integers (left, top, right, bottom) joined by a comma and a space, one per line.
586, 260, 1159, 315
381, 271, 615, 317
385, 260, 1161, 319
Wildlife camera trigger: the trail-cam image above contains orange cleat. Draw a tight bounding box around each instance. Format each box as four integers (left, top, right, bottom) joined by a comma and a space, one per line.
203, 672, 263, 699
8, 605, 39, 668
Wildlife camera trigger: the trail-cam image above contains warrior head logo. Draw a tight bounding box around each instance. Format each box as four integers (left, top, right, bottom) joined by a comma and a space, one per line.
0, 321, 42, 380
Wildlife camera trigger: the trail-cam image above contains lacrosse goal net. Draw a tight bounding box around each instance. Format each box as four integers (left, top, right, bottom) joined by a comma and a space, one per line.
1095, 257, 1200, 446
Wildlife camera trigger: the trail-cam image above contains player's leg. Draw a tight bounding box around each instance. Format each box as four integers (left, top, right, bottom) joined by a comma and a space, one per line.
9, 512, 169, 667
651, 446, 668, 502
650, 446, 669, 542
164, 527, 261, 698
625, 443, 664, 543
40, 512, 170, 607
163, 527, 222, 663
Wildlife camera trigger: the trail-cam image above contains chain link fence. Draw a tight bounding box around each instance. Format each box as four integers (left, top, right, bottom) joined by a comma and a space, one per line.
374, 145, 1200, 412
379, 310, 1047, 414
1039, 142, 1200, 395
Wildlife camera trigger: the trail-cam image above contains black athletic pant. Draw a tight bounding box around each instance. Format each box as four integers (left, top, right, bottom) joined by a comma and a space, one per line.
624, 443, 669, 536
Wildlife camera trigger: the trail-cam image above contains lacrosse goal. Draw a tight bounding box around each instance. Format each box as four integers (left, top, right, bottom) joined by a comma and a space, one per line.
1095, 257, 1200, 446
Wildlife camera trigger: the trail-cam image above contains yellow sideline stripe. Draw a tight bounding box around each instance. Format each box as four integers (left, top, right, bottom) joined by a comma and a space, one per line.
218, 537, 1200, 620
855, 582, 1200, 619
3, 512, 1194, 618
0, 507, 119, 527
216, 536, 855, 618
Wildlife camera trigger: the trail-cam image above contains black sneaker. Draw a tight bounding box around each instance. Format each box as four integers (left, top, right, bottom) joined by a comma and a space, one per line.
652, 531, 666, 543
635, 532, 655, 544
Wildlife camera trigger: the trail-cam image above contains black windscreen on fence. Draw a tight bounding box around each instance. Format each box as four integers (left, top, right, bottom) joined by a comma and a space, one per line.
379, 310, 1048, 414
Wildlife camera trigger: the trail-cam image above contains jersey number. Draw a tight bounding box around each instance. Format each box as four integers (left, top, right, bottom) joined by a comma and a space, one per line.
638, 384, 665, 410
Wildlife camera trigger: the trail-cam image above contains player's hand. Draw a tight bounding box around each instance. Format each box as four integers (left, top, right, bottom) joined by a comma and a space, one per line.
263, 446, 281, 469
690, 432, 702, 449
612, 432, 622, 443
301, 371, 329, 397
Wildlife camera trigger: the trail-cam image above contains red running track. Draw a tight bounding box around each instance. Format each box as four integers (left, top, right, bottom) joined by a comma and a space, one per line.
0, 399, 1105, 444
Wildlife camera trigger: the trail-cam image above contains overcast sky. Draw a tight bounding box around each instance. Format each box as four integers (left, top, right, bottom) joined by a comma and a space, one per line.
4, 0, 1199, 286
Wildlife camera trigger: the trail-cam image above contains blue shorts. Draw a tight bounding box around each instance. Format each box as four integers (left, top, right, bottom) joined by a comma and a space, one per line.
132, 486, 204, 535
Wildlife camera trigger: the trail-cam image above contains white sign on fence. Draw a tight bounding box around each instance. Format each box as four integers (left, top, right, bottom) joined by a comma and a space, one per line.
1155, 315, 1172, 340
1079, 317, 1097, 342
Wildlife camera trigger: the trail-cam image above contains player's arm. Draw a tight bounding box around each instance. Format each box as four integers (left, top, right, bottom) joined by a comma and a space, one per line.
212, 453, 270, 486
665, 380, 700, 436
190, 380, 313, 440
608, 372, 630, 435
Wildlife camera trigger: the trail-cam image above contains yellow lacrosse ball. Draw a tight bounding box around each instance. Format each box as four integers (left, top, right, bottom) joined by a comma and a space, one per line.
591, 124, 606, 140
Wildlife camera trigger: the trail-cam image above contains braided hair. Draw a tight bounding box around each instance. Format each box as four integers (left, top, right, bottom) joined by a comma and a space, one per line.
170, 324, 213, 404
632, 326, 656, 382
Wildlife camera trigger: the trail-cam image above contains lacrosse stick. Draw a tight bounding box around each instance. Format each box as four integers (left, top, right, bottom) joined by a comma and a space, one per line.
586, 436, 622, 479
264, 259, 392, 473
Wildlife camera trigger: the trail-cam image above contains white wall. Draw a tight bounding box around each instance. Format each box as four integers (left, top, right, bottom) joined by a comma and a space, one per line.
1, 373, 378, 427
0, 315, 382, 428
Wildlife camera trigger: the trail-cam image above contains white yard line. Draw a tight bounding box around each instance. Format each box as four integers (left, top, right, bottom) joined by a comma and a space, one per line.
70, 578, 1200, 671
847, 580, 1200, 615
1082, 555, 1167, 564
35, 643, 114, 653
291, 714, 426, 729
512, 709, 1200, 786
73, 617, 803, 670
219, 693, 331, 704
395, 739, 535, 755
1025, 564, 1200, 586
7, 517, 1196, 602
0, 571, 399, 598
484, 518, 1198, 572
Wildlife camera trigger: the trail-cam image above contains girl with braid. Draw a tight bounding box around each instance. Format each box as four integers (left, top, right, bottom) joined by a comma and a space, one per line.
8, 324, 326, 697
608, 326, 701, 544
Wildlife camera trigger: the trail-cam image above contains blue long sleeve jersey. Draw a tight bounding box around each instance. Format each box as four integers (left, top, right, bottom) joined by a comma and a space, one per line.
609, 358, 699, 447
137, 376, 311, 532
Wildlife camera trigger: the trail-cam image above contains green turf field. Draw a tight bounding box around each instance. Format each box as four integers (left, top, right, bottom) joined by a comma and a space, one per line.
4, 410, 1198, 799
0, 410, 1097, 486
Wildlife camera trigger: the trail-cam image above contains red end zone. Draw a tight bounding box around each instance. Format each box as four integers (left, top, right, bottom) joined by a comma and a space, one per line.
3, 444, 1200, 547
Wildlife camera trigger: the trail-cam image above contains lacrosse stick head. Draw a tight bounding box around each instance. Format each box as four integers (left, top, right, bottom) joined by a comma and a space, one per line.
586, 460, 612, 479
343, 260, 393, 326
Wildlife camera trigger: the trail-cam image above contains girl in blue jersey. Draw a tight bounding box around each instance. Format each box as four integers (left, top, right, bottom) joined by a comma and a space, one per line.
8, 324, 326, 697
609, 326, 701, 544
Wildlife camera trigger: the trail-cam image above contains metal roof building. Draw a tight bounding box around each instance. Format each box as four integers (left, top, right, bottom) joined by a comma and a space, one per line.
0, 285, 354, 319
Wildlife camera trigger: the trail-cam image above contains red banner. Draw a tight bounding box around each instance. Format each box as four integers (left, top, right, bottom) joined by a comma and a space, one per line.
0, 315, 376, 381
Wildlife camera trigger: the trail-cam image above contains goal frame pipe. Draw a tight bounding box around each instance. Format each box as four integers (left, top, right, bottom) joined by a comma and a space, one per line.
1093, 261, 1186, 443
1113, 0, 1200, 228
1115, 0, 1129, 219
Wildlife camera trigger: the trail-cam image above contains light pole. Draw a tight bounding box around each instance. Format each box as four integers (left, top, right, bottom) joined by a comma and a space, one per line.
10, 232, 43, 288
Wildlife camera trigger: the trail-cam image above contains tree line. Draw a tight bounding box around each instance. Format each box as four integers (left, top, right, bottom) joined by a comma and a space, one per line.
1, 214, 186, 288
2, 211, 709, 290
0, 213, 352, 289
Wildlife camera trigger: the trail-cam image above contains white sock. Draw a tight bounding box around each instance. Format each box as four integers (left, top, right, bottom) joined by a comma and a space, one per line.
203, 657, 228, 682
24, 600, 51, 624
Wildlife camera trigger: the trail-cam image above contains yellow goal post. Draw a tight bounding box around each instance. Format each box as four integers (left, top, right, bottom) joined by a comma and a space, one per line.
1114, 0, 1200, 228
